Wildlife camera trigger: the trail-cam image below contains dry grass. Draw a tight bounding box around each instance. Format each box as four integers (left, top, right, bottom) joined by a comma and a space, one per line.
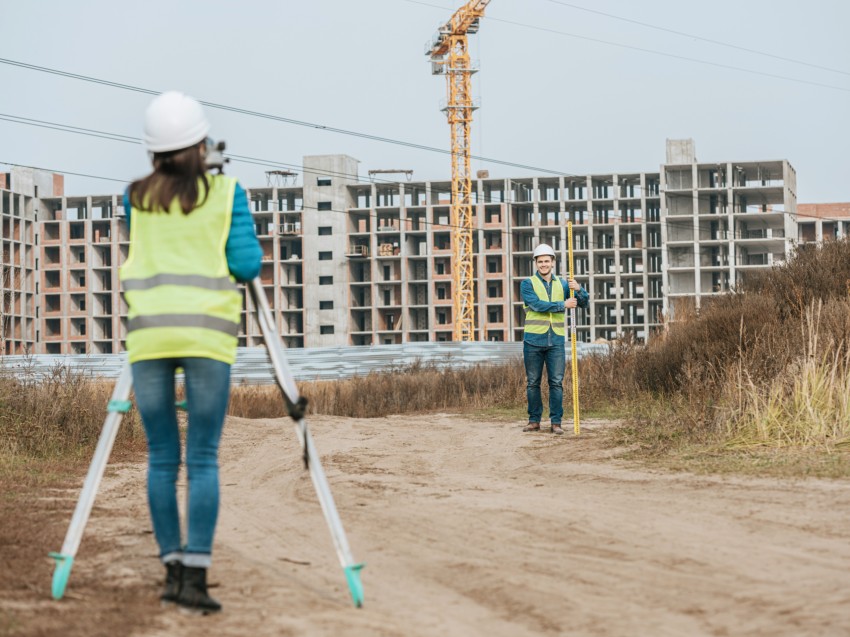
227, 353, 634, 422
615, 443, 850, 479
604, 239, 850, 471
0, 358, 534, 461
721, 305, 850, 451
229, 359, 529, 419
0, 364, 146, 460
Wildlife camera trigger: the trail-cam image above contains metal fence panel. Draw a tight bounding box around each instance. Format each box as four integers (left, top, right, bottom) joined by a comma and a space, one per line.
0, 342, 609, 384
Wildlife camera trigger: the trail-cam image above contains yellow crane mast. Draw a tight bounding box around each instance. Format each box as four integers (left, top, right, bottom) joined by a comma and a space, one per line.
426, 0, 491, 342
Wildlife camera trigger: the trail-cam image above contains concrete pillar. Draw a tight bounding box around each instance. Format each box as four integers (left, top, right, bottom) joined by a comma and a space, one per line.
301, 155, 359, 347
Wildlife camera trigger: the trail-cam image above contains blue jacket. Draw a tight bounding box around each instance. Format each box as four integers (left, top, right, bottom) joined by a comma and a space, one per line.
123, 181, 262, 282
521, 272, 589, 346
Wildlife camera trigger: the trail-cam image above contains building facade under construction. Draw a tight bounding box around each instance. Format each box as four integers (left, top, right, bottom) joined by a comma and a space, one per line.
0, 140, 802, 354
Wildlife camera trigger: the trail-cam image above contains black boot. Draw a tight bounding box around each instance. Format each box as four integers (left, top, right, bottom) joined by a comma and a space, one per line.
160, 560, 183, 606
177, 566, 222, 615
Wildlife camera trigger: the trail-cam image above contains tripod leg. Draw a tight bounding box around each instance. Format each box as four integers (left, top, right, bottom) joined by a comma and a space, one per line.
248, 279, 364, 608
49, 363, 134, 600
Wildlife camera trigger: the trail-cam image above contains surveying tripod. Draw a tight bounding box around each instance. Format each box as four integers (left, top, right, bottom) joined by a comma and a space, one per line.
49, 278, 365, 608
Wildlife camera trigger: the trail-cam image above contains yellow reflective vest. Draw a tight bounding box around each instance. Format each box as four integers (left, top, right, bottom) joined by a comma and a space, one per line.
523, 275, 565, 337
120, 175, 242, 364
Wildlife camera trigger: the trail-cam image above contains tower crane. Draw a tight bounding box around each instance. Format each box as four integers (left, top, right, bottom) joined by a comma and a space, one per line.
426, 0, 491, 342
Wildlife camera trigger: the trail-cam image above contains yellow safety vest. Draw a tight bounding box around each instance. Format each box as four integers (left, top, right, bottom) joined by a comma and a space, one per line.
523, 275, 565, 337
120, 175, 242, 364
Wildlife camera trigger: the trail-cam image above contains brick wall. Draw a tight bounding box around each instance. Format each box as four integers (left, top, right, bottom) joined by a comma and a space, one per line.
798, 203, 850, 219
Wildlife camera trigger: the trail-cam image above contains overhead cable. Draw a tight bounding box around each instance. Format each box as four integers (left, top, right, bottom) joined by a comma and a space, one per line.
402, 0, 850, 93
541, 0, 850, 77
0, 57, 572, 176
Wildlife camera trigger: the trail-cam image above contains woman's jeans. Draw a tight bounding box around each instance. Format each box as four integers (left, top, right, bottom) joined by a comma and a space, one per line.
131, 357, 231, 568
523, 342, 565, 425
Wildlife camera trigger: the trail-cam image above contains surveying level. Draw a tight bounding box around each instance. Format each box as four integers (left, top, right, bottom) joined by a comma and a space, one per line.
205, 138, 229, 174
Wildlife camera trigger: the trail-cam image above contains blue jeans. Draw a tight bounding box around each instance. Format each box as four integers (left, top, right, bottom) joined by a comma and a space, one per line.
131, 357, 232, 568
523, 341, 565, 425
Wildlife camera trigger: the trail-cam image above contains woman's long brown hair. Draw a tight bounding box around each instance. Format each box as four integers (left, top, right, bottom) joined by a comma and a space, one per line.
128, 142, 209, 214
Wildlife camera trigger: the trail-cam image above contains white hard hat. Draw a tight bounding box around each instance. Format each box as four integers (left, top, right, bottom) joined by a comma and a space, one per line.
532, 244, 556, 259
144, 91, 211, 153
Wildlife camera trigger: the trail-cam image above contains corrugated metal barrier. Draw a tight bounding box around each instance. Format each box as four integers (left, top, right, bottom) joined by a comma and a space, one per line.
0, 342, 610, 384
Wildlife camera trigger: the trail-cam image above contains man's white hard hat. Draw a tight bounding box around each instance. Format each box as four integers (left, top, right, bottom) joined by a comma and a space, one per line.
532, 244, 556, 259
144, 91, 211, 153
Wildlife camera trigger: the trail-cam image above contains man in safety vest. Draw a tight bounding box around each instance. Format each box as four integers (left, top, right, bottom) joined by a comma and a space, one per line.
521, 244, 589, 434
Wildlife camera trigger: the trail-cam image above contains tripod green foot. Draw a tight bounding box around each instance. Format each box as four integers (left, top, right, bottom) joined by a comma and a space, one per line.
344, 563, 365, 608
48, 552, 74, 600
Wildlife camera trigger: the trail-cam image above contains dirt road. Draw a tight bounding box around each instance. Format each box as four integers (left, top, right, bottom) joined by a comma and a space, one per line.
15, 414, 850, 636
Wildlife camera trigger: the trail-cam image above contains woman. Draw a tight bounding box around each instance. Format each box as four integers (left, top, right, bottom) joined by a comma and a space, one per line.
120, 91, 262, 614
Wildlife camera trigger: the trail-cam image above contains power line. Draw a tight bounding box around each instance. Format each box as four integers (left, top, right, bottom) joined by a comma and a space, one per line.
0, 111, 802, 221
0, 113, 826, 241
0, 113, 583, 202
0, 114, 140, 145
0, 113, 414, 186
485, 16, 850, 93
0, 116, 833, 239
0, 160, 127, 184
0, 112, 656, 214
402, 0, 850, 93
2, 49, 836, 200
0, 57, 574, 176
540, 0, 850, 78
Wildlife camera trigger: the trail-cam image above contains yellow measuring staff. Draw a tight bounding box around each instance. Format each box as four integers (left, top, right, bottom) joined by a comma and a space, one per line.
568, 222, 580, 435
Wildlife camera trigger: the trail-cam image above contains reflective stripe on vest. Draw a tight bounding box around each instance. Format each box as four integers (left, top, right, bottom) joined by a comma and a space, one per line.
119, 174, 241, 364
122, 273, 238, 292
523, 275, 566, 336
127, 314, 240, 336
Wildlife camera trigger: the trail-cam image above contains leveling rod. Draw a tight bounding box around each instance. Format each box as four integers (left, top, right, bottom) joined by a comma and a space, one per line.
568, 222, 580, 435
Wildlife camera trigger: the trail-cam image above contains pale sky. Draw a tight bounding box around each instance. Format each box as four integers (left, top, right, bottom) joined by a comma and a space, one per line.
1, 0, 848, 201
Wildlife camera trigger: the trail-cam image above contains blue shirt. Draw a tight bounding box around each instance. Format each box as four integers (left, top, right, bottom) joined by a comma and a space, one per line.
521, 272, 589, 346
123, 181, 262, 282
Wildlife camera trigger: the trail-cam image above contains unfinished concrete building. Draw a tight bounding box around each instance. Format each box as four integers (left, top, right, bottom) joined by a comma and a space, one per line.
0, 139, 800, 353
237, 154, 666, 346
661, 139, 797, 319
0, 168, 62, 354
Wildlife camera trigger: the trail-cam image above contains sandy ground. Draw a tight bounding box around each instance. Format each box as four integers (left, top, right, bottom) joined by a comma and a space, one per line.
11, 414, 850, 636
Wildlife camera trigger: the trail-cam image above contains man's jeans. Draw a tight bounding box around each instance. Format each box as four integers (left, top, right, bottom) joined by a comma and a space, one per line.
131, 357, 231, 568
523, 341, 566, 425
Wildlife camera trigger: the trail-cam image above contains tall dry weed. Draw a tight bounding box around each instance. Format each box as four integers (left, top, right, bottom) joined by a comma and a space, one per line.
722, 304, 850, 449
743, 239, 850, 318
0, 364, 145, 458
229, 359, 527, 419
639, 292, 784, 393
619, 239, 850, 452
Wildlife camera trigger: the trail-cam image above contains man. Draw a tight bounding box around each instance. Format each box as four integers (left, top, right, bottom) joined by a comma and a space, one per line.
521, 243, 589, 435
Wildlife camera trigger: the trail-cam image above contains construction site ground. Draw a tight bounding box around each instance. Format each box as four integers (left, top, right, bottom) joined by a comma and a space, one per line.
3, 414, 850, 637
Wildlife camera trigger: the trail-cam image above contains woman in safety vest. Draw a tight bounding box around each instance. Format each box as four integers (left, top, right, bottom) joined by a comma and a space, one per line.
521, 244, 589, 435
120, 91, 262, 614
